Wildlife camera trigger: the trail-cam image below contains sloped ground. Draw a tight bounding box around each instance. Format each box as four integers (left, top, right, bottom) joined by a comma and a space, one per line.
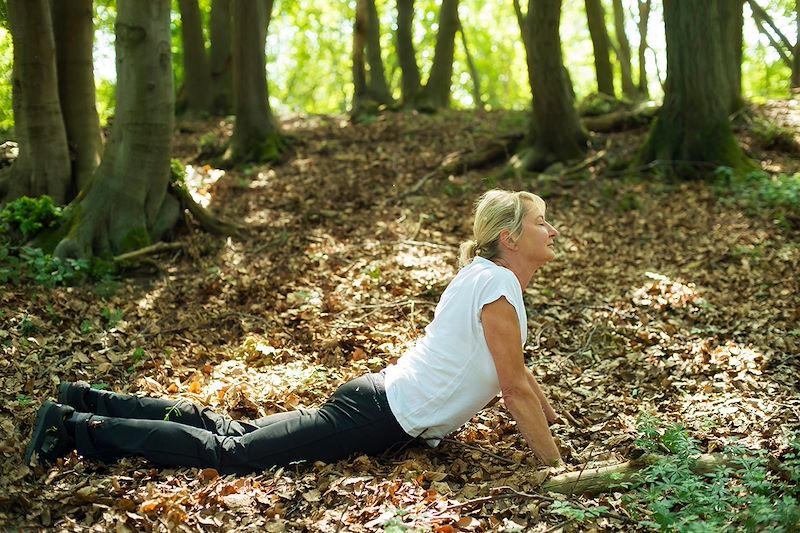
1, 106, 798, 531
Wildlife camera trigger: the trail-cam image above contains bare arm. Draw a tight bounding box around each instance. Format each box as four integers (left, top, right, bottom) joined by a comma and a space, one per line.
526, 370, 558, 424
482, 297, 561, 465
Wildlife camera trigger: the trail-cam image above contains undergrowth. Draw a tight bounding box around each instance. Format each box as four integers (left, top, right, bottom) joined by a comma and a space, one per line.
624, 415, 800, 532
0, 195, 114, 287
713, 167, 800, 228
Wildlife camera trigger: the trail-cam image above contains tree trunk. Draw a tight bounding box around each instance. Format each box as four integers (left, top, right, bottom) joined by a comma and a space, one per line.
178, 0, 213, 115
639, 0, 753, 179
795, 0, 800, 89
637, 0, 650, 97
209, 0, 233, 115
611, 0, 637, 98
365, 0, 392, 105
519, 0, 587, 171
52, 0, 179, 258
417, 0, 460, 110
585, 0, 615, 97
513, 0, 535, 96
719, 0, 745, 112
457, 12, 484, 110
225, 0, 282, 163
352, 0, 370, 115
0, 0, 71, 205
50, 0, 103, 196
395, 0, 421, 106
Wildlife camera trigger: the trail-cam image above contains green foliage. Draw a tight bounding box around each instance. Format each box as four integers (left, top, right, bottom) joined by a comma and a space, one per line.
0, 195, 63, 240
0, 196, 117, 287
713, 168, 800, 227
549, 500, 610, 523
95, 79, 116, 127
626, 416, 800, 532
170, 158, 188, 187
0, 26, 12, 136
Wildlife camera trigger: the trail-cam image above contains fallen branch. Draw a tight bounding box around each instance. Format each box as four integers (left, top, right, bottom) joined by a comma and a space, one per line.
400, 133, 524, 197
113, 242, 184, 263
541, 453, 731, 496
581, 103, 659, 132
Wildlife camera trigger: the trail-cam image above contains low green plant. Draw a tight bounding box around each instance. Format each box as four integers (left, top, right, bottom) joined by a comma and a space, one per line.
0, 195, 63, 240
625, 416, 800, 531
713, 168, 800, 227
101, 306, 123, 329
0, 196, 117, 287
549, 500, 609, 523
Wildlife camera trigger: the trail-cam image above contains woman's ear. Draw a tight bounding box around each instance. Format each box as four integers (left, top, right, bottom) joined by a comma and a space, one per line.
498, 229, 516, 250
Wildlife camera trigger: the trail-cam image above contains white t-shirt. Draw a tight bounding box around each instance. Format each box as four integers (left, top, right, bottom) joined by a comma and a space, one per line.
384, 256, 527, 446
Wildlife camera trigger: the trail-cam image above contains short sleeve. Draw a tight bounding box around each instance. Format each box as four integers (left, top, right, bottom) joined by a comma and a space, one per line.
475, 270, 524, 325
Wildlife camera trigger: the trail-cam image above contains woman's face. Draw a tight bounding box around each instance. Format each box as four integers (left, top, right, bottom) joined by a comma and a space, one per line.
514, 208, 558, 267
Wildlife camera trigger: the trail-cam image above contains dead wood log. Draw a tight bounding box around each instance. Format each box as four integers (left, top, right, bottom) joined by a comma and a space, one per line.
541, 453, 731, 496
401, 133, 524, 197
581, 103, 660, 132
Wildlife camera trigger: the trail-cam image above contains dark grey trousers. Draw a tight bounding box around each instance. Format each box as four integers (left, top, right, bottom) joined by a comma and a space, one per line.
71, 373, 413, 474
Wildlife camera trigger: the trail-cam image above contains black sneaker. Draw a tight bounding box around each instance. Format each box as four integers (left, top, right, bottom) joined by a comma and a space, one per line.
24, 401, 75, 466
57, 381, 91, 411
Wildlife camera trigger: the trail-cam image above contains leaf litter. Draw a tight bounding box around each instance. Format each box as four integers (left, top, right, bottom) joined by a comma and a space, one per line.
1, 108, 799, 531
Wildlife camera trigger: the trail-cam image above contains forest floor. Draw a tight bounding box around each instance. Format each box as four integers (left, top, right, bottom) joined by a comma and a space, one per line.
1, 102, 799, 532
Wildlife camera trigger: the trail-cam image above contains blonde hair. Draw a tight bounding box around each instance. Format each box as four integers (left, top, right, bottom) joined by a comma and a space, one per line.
458, 189, 546, 267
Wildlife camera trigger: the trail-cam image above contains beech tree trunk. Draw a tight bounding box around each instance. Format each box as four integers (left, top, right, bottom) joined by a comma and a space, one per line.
585, 0, 615, 97
795, 0, 800, 89
520, 0, 588, 170
52, 0, 179, 258
611, 0, 637, 98
417, 0, 460, 110
396, 0, 421, 106
352, 0, 392, 115
226, 0, 282, 163
637, 0, 650, 97
177, 0, 213, 115
0, 0, 71, 205
51, 0, 103, 196
457, 13, 484, 110
352, 0, 370, 115
719, 0, 744, 112
639, 0, 753, 179
209, 0, 233, 115
365, 0, 392, 105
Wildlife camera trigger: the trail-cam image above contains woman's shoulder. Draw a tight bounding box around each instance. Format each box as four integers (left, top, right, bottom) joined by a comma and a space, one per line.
456, 258, 518, 290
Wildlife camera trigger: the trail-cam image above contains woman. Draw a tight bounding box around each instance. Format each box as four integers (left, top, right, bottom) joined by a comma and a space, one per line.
25, 189, 562, 473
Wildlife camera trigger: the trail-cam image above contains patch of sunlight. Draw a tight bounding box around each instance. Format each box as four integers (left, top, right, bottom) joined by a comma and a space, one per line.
632, 271, 702, 310
136, 283, 165, 311
394, 246, 456, 285
249, 168, 276, 190
183, 164, 225, 207
672, 340, 766, 394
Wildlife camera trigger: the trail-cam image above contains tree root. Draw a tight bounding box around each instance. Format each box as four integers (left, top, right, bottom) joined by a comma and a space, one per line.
170, 183, 245, 237
113, 241, 184, 262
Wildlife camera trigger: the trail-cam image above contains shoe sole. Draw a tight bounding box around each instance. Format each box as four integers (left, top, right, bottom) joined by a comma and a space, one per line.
24, 401, 56, 466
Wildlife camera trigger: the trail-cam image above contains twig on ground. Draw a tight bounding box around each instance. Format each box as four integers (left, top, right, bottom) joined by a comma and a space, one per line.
568, 446, 600, 497
544, 517, 575, 533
